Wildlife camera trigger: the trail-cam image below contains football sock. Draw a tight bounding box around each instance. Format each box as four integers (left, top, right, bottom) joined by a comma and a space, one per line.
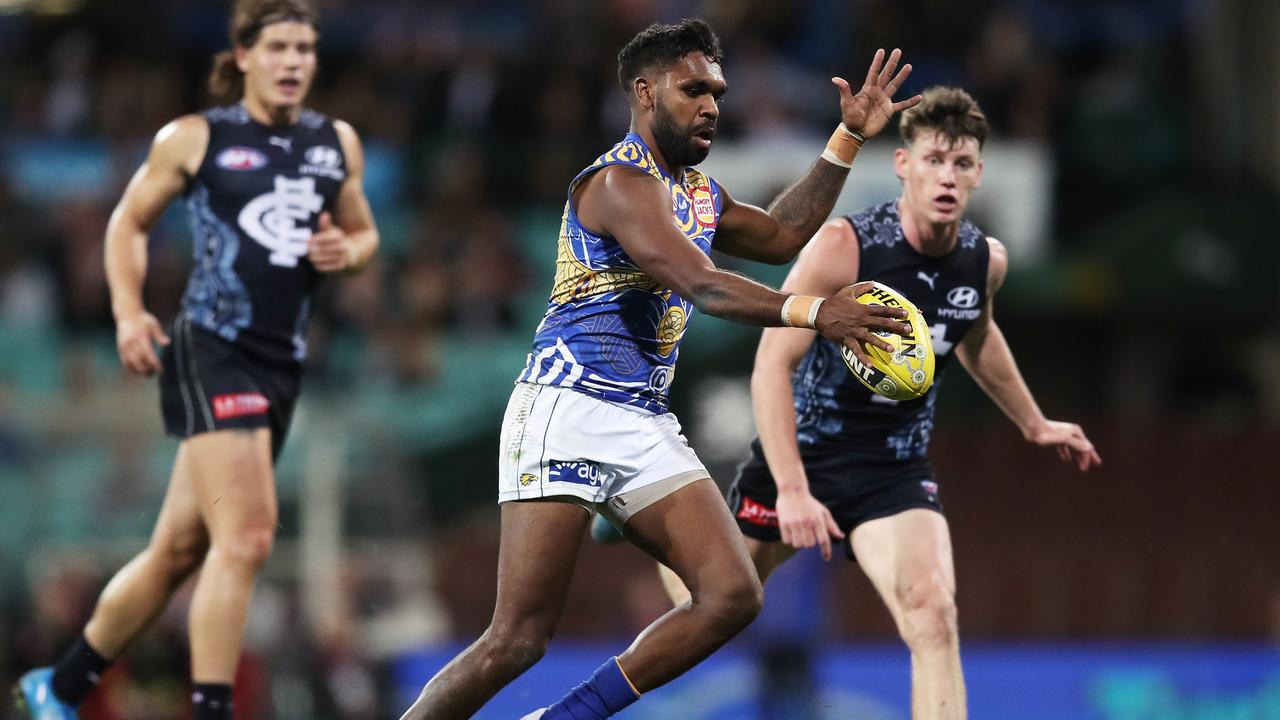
192, 682, 234, 720
50, 634, 112, 706
543, 657, 640, 719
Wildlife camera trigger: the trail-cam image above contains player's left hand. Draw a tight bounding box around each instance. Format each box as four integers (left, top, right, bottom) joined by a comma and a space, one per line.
832, 48, 922, 140
307, 211, 356, 272
1027, 419, 1102, 472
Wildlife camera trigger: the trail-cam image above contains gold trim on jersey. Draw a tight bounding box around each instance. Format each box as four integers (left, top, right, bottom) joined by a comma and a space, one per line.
549, 144, 717, 305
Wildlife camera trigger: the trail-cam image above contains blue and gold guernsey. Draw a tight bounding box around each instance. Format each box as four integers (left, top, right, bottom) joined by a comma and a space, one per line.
517, 133, 722, 414
790, 200, 990, 464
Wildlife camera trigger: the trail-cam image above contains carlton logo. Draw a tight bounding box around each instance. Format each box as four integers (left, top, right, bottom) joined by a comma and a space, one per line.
238, 176, 324, 267
690, 185, 716, 227
212, 393, 269, 420
216, 147, 267, 171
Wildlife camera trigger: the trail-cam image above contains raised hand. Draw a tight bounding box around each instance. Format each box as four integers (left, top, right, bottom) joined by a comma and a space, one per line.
831, 48, 922, 139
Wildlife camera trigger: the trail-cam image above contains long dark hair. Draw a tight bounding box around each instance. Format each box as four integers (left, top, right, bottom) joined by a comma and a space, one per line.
208, 0, 318, 100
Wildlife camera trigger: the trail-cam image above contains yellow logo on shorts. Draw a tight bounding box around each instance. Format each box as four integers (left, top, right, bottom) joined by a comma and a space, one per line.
519, 473, 538, 487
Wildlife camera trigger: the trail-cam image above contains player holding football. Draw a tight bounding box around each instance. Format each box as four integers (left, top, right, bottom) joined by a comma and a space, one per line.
15, 1, 378, 718
657, 86, 1102, 719
397, 20, 919, 720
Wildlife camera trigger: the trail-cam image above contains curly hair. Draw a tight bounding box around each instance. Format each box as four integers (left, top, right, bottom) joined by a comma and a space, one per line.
898, 87, 989, 149
616, 19, 723, 97
208, 0, 319, 100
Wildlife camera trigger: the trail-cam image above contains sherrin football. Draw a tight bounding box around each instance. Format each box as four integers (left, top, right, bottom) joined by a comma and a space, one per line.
839, 282, 935, 401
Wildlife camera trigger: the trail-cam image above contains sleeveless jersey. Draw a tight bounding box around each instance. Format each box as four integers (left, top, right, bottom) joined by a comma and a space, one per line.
517, 133, 723, 414
179, 104, 347, 364
792, 200, 990, 462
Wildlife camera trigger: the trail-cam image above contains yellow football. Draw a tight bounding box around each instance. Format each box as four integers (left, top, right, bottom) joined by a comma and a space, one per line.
838, 282, 935, 401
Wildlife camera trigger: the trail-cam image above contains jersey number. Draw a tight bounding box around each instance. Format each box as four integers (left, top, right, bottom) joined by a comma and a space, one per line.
870, 323, 952, 406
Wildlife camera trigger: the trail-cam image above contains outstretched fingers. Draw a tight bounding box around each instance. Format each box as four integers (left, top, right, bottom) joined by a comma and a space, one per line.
885, 59, 914, 96
863, 48, 885, 87
876, 48, 902, 87
830, 76, 853, 102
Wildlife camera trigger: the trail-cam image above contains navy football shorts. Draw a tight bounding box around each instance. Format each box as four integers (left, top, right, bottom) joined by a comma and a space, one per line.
158, 318, 300, 461
727, 442, 943, 561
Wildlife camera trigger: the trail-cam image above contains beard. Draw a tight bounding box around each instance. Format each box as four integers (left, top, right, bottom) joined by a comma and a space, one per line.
652, 97, 710, 168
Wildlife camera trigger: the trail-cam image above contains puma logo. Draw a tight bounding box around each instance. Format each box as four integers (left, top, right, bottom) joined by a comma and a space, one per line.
917, 270, 940, 290
269, 136, 293, 153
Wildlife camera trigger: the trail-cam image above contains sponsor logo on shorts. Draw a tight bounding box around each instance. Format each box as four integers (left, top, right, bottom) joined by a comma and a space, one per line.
216, 147, 268, 171
736, 496, 779, 528
212, 393, 270, 420
548, 460, 604, 487
519, 473, 539, 487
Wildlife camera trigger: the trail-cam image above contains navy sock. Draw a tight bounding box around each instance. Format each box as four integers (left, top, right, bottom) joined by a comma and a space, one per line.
50, 634, 112, 706
192, 682, 234, 720
543, 657, 640, 719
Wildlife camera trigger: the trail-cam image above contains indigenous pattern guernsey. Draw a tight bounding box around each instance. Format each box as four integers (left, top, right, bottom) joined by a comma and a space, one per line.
181, 103, 346, 364
518, 133, 723, 413
793, 200, 990, 461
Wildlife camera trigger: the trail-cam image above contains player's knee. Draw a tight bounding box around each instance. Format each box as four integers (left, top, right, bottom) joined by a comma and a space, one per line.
897, 576, 958, 652
148, 534, 209, 583
216, 526, 276, 571
697, 571, 763, 635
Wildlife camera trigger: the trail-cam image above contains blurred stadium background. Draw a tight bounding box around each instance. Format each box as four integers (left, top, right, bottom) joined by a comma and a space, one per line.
1, 0, 1277, 718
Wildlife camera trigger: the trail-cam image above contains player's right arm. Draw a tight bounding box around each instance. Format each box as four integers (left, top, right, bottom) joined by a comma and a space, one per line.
576, 166, 908, 365
105, 115, 208, 376
754, 219, 860, 560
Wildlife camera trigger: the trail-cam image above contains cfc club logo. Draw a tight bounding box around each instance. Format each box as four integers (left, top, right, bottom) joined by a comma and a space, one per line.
215, 147, 267, 171
946, 286, 980, 309
238, 176, 324, 267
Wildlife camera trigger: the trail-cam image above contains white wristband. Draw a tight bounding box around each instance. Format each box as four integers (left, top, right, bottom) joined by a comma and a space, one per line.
780, 295, 798, 327
806, 297, 824, 328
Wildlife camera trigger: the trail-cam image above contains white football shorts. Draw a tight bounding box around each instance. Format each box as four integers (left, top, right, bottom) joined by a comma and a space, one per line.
497, 382, 709, 509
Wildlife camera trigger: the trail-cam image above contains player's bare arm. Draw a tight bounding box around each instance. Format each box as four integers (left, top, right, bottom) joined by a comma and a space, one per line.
307, 119, 379, 273
715, 48, 921, 264
955, 237, 1102, 471
104, 114, 209, 376
754, 219, 866, 559
578, 165, 909, 363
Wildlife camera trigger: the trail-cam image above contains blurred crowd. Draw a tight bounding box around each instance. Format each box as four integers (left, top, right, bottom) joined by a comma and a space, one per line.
2, 1, 1276, 718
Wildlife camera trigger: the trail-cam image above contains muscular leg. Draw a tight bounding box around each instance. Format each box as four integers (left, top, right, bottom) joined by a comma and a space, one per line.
613, 478, 764, 691
185, 429, 277, 684
659, 536, 795, 606
84, 442, 211, 658
851, 509, 964, 720
400, 499, 591, 720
